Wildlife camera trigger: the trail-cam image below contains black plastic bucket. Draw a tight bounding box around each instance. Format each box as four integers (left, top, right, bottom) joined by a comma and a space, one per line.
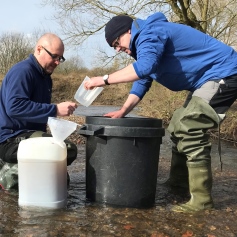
78, 116, 165, 208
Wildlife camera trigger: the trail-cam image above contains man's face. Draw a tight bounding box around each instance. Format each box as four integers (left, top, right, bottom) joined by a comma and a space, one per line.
112, 31, 132, 55
38, 45, 65, 74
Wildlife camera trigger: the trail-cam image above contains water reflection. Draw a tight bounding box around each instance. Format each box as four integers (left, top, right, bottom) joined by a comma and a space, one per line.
0, 128, 237, 236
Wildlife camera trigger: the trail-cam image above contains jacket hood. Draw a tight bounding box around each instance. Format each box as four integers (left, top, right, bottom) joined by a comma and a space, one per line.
130, 12, 168, 59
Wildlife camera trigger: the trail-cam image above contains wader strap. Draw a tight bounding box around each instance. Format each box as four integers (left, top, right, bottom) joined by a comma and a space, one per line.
217, 114, 225, 172
218, 123, 223, 171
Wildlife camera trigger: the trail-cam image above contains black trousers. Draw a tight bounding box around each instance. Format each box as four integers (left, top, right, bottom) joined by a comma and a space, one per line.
184, 74, 237, 113
0, 131, 78, 165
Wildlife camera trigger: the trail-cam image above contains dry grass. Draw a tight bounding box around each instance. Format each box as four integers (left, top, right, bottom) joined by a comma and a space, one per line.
51, 72, 237, 145
1, 71, 237, 144
51, 72, 133, 144
52, 72, 131, 106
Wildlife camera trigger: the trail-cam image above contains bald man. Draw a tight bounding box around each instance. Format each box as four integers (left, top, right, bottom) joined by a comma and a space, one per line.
0, 33, 78, 190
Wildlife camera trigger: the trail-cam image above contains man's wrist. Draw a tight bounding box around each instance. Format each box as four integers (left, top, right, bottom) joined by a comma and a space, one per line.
103, 74, 110, 85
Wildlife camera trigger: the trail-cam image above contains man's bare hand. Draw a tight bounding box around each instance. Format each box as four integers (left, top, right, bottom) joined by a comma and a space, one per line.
104, 110, 125, 118
56, 102, 77, 116
84, 77, 104, 90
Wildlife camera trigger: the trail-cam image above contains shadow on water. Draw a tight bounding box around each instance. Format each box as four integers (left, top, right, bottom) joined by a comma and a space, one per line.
1, 109, 237, 236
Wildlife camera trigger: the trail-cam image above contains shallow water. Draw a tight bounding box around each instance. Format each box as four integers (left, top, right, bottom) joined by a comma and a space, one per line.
1, 108, 237, 236
74, 105, 142, 118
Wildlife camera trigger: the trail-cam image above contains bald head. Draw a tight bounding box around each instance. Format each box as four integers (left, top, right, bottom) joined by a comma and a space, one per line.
35, 33, 64, 52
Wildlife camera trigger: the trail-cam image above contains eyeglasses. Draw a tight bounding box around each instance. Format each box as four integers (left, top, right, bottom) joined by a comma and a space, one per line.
42, 46, 65, 63
113, 37, 120, 49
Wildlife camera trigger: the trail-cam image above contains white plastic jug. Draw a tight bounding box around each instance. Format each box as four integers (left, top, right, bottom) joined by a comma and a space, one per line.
17, 137, 67, 209
74, 76, 104, 107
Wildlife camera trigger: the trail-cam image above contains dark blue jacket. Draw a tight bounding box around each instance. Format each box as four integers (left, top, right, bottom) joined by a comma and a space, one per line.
0, 54, 57, 143
130, 12, 237, 99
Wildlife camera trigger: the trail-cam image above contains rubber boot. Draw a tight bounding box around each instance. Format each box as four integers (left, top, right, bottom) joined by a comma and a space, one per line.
168, 96, 220, 212
162, 146, 189, 189
171, 160, 214, 212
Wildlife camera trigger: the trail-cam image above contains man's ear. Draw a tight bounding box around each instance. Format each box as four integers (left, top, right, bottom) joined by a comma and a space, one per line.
36, 45, 42, 55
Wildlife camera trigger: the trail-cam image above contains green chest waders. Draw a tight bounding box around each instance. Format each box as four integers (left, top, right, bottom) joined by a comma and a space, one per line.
162, 107, 189, 189
168, 96, 220, 212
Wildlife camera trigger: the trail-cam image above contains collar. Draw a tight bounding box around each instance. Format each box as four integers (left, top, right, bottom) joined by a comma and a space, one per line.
32, 54, 52, 77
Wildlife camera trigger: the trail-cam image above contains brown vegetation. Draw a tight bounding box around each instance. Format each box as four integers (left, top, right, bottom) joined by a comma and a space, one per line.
51, 72, 237, 145
1, 72, 237, 145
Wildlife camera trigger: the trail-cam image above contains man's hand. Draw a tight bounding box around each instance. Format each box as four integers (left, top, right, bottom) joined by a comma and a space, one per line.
56, 102, 77, 116
104, 94, 141, 118
84, 76, 104, 90
104, 110, 125, 118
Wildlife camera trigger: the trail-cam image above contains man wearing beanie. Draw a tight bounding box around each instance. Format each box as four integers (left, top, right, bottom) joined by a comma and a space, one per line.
84, 12, 237, 213
105, 15, 133, 47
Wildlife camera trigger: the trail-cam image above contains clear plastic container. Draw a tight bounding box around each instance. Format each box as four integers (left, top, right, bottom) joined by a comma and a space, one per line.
74, 76, 104, 107
47, 117, 77, 145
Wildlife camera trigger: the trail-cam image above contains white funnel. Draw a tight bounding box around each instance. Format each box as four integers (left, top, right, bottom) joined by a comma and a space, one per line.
47, 117, 78, 143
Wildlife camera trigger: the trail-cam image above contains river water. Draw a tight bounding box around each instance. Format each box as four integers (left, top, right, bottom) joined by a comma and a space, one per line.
1, 106, 237, 237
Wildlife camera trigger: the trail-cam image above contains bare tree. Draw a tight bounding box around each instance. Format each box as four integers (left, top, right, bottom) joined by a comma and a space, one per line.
42, 0, 237, 65
0, 32, 34, 74
169, 0, 237, 46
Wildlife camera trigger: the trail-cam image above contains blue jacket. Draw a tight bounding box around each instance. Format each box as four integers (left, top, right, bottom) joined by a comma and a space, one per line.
0, 54, 57, 143
130, 12, 237, 99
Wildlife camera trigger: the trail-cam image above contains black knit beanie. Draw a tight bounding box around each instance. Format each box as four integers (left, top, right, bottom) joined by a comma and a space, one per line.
105, 15, 133, 47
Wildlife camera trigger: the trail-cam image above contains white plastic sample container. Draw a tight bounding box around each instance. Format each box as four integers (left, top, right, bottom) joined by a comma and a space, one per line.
17, 137, 67, 209
74, 76, 104, 107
